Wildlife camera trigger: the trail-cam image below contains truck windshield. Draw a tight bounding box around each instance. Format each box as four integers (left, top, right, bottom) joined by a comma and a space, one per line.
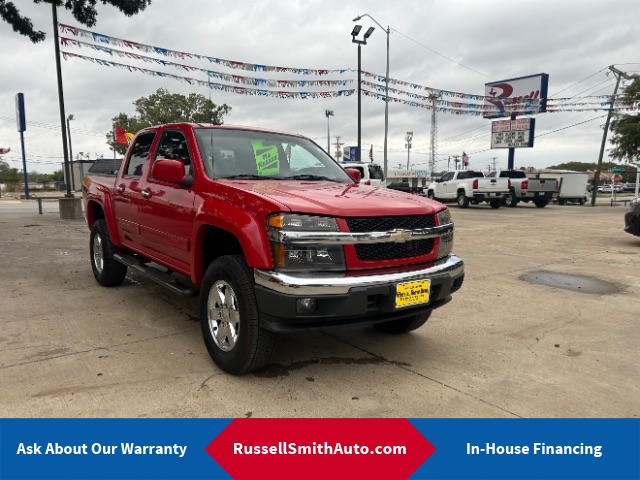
194, 128, 353, 183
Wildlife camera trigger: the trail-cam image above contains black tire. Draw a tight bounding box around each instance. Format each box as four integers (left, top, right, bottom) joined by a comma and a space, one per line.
427, 190, 435, 200
504, 192, 518, 207
457, 191, 469, 208
373, 311, 432, 334
579, 198, 586, 205
534, 199, 548, 208
90, 219, 127, 287
200, 255, 277, 375
489, 200, 501, 209
558, 198, 566, 205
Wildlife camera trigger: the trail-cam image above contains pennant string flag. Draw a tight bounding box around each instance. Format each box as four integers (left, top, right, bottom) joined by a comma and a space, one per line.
60, 37, 352, 88
61, 51, 355, 99
58, 23, 349, 76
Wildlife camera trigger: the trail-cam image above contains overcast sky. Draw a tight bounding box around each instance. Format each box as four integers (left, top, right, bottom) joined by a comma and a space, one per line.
0, 0, 639, 174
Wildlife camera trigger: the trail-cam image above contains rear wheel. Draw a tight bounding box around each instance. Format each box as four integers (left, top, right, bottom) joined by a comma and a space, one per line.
489, 200, 501, 209
373, 311, 431, 334
504, 192, 518, 207
200, 255, 277, 374
90, 219, 127, 287
427, 190, 435, 200
457, 191, 469, 208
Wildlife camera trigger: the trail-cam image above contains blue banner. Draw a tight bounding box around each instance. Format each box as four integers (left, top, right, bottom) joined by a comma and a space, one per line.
0, 419, 638, 480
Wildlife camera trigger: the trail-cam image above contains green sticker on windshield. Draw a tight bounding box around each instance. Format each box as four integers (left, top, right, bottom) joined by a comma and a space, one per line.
251, 140, 280, 176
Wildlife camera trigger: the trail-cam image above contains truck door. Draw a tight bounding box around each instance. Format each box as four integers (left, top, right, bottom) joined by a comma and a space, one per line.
113, 131, 156, 247
439, 172, 455, 197
137, 129, 196, 271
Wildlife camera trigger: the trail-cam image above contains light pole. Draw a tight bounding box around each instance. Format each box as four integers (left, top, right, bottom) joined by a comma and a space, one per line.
353, 14, 389, 179
66, 114, 75, 191
325, 110, 334, 154
351, 25, 375, 162
405, 131, 413, 170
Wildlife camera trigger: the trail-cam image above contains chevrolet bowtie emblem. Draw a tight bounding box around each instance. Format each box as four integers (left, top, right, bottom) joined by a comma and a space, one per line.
389, 230, 413, 243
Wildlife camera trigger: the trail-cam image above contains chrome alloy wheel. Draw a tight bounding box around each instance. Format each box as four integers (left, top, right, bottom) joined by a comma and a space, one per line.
92, 232, 104, 274
208, 280, 240, 352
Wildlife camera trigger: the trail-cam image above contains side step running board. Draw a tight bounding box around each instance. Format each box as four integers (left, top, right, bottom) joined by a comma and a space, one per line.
114, 253, 199, 297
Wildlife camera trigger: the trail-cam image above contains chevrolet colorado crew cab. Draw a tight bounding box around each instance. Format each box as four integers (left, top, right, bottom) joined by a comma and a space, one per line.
426, 170, 510, 208
486, 169, 558, 208
82, 123, 464, 374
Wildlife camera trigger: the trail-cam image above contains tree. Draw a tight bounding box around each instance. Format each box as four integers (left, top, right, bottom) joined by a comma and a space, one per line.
0, 0, 151, 43
107, 88, 232, 154
610, 75, 640, 163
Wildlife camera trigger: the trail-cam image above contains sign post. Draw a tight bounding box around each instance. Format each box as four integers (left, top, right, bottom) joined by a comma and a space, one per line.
15, 93, 29, 200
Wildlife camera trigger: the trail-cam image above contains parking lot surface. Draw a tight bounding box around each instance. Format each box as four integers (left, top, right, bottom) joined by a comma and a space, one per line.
1, 198, 638, 418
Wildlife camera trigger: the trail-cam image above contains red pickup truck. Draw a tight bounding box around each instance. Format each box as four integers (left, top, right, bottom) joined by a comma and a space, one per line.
82, 123, 464, 374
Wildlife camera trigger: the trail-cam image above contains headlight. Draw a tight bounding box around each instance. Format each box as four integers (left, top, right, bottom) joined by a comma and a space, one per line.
436, 208, 452, 226
435, 208, 454, 259
267, 214, 345, 272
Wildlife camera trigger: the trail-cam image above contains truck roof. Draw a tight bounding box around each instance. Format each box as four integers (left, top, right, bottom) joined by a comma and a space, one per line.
139, 122, 308, 139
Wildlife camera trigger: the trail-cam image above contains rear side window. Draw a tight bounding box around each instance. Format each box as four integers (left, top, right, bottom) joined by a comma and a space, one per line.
124, 132, 155, 177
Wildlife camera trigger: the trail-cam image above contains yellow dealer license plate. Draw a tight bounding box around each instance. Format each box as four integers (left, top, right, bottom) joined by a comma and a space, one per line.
395, 279, 431, 308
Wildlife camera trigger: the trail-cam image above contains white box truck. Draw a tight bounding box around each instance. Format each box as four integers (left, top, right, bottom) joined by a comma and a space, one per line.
536, 170, 588, 205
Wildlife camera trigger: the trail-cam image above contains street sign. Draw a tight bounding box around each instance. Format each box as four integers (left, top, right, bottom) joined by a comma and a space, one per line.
491, 118, 535, 149
610, 166, 625, 173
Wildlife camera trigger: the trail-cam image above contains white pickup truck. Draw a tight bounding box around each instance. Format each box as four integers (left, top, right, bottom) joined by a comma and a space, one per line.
426, 170, 510, 209
486, 169, 558, 208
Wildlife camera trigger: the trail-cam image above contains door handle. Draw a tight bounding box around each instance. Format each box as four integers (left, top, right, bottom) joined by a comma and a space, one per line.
141, 189, 151, 198
116, 184, 125, 193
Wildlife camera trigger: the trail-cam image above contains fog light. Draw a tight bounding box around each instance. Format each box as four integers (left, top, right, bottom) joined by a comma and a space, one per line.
296, 298, 317, 314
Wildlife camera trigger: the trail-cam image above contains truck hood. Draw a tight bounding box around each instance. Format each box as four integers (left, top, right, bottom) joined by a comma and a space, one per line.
220, 180, 442, 216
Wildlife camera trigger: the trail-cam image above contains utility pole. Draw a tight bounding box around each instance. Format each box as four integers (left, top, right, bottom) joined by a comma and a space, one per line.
452, 155, 460, 170
491, 157, 498, 171
325, 110, 333, 154
333, 136, 344, 160
591, 65, 631, 206
405, 131, 413, 170
429, 94, 439, 179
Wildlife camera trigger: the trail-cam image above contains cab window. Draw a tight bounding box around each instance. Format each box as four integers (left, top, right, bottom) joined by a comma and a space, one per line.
124, 132, 155, 177
154, 130, 192, 176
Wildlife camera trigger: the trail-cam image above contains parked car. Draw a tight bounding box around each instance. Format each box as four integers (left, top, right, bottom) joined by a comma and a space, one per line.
386, 180, 423, 194
624, 198, 640, 237
598, 184, 623, 193
622, 183, 638, 193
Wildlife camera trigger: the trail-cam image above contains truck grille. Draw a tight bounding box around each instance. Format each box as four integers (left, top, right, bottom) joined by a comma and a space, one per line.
345, 216, 436, 261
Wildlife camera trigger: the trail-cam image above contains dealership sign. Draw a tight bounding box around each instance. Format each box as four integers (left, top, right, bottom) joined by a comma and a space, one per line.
484, 73, 549, 118
491, 118, 536, 149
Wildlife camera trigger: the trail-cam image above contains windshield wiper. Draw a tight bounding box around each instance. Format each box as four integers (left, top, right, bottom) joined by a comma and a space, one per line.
222, 174, 264, 179
287, 174, 340, 182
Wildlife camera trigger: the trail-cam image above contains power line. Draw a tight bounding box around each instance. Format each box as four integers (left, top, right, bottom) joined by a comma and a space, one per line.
390, 28, 494, 80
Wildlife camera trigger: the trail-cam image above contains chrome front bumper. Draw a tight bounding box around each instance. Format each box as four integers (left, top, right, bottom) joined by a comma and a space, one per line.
254, 254, 464, 296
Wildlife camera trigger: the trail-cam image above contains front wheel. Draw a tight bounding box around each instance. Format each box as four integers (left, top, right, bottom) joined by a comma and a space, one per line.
90, 219, 127, 287
457, 192, 469, 208
373, 311, 431, 334
200, 255, 277, 374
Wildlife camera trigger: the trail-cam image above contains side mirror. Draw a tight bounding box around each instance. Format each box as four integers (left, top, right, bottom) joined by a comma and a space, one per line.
152, 159, 193, 187
345, 168, 361, 184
